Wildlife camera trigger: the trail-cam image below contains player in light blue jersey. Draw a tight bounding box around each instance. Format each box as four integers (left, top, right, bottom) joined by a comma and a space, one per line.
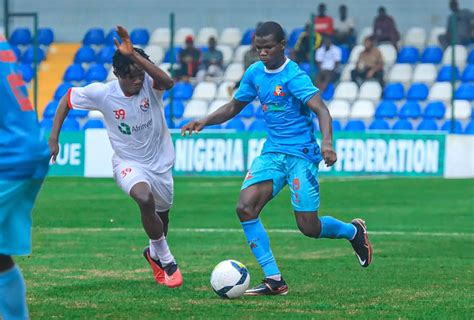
182, 21, 372, 296
0, 34, 50, 318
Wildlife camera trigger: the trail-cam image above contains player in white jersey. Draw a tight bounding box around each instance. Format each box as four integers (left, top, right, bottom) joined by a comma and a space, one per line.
48, 26, 182, 288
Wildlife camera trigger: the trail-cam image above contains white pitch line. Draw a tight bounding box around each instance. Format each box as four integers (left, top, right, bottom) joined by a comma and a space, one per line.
35, 227, 474, 238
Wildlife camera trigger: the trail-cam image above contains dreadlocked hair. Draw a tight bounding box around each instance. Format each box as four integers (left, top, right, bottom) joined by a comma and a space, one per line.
112, 47, 152, 77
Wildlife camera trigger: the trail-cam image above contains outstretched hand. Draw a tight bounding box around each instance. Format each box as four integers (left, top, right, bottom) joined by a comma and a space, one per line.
114, 25, 134, 57
321, 142, 337, 167
181, 120, 206, 136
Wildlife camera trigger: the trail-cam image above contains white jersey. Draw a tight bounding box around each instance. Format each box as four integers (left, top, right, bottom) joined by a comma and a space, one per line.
69, 75, 175, 173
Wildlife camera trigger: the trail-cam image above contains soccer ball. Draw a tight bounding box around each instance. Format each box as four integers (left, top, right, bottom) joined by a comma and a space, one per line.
210, 260, 250, 299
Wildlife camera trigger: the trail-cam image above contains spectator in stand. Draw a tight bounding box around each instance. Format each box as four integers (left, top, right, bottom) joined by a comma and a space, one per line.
333, 5, 356, 48
177, 35, 201, 80
197, 36, 224, 81
351, 36, 384, 87
315, 36, 341, 92
292, 23, 321, 64
244, 35, 260, 70
439, 0, 474, 48
314, 3, 334, 37
373, 6, 400, 49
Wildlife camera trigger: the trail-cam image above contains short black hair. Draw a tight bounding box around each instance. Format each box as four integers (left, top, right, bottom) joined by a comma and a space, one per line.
255, 21, 285, 43
112, 47, 151, 77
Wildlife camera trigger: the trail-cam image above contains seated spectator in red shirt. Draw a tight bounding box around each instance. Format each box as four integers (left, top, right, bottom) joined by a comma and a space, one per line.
314, 3, 334, 36
177, 35, 201, 80
373, 6, 400, 49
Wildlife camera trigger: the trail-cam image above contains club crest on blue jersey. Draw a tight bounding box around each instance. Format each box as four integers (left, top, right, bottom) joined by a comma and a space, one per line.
140, 97, 150, 112
273, 85, 285, 97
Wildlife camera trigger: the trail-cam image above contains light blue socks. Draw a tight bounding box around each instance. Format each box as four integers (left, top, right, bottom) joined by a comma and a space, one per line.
0, 265, 28, 320
241, 218, 280, 277
319, 216, 357, 240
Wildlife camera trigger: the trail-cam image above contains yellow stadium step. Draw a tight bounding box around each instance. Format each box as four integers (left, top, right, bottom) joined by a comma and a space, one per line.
29, 43, 81, 119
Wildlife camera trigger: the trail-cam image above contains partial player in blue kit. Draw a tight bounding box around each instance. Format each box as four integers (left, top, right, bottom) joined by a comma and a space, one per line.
0, 34, 50, 318
182, 21, 373, 296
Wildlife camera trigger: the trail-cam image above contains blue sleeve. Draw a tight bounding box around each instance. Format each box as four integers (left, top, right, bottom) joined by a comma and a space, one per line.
287, 70, 319, 105
234, 67, 257, 103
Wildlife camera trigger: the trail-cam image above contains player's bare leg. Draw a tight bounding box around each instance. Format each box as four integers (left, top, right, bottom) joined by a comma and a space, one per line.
236, 180, 288, 296
130, 182, 182, 287
294, 211, 373, 267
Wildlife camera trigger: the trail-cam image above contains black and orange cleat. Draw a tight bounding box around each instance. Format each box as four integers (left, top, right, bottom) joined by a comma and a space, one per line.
244, 277, 288, 296
350, 219, 373, 268
143, 247, 165, 285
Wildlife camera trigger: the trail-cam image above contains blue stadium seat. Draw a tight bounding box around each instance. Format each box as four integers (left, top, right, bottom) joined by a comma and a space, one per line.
19, 63, 34, 82
321, 82, 335, 100
464, 120, 474, 134
417, 119, 438, 131
332, 119, 342, 131
437, 65, 459, 82
299, 62, 311, 75
383, 83, 404, 100
207, 124, 222, 130
248, 119, 267, 131
406, 83, 429, 100
339, 45, 350, 64
287, 27, 304, 48
83, 119, 105, 129
421, 46, 443, 63
375, 100, 398, 119
423, 101, 446, 119
441, 120, 463, 133
455, 83, 474, 100
130, 28, 150, 45
255, 106, 264, 119
20, 46, 46, 64
172, 82, 193, 100
62, 118, 81, 131
468, 49, 474, 64
392, 119, 413, 131
105, 29, 120, 46
165, 100, 185, 119
43, 100, 59, 119
54, 82, 73, 100
63, 64, 85, 82
11, 46, 21, 59
40, 118, 53, 131
68, 108, 89, 118
83, 28, 105, 46
397, 46, 419, 64
38, 28, 54, 46
344, 120, 366, 131
74, 46, 96, 64
369, 119, 390, 130
399, 101, 421, 119
9, 28, 32, 46
240, 103, 255, 118
97, 46, 116, 64
241, 28, 256, 45
85, 63, 107, 82
163, 47, 182, 63
226, 118, 246, 131
461, 64, 474, 82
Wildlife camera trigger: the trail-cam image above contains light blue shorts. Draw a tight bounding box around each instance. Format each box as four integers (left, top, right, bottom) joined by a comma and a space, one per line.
0, 178, 45, 256
242, 153, 320, 212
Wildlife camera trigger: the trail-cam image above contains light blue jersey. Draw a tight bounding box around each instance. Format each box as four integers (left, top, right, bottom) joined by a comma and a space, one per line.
235, 59, 322, 163
0, 36, 49, 180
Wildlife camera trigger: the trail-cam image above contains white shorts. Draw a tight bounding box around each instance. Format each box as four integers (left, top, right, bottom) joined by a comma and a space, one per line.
112, 159, 173, 212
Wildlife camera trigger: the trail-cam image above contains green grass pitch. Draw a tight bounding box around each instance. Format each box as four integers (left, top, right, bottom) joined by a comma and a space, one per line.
19, 177, 473, 319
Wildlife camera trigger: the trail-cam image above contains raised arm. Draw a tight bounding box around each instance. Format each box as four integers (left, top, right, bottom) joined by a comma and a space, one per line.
307, 93, 337, 166
115, 26, 173, 90
48, 94, 70, 162
181, 99, 248, 136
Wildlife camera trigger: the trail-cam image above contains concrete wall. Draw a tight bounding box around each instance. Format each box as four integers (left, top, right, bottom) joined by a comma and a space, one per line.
3, 0, 469, 42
